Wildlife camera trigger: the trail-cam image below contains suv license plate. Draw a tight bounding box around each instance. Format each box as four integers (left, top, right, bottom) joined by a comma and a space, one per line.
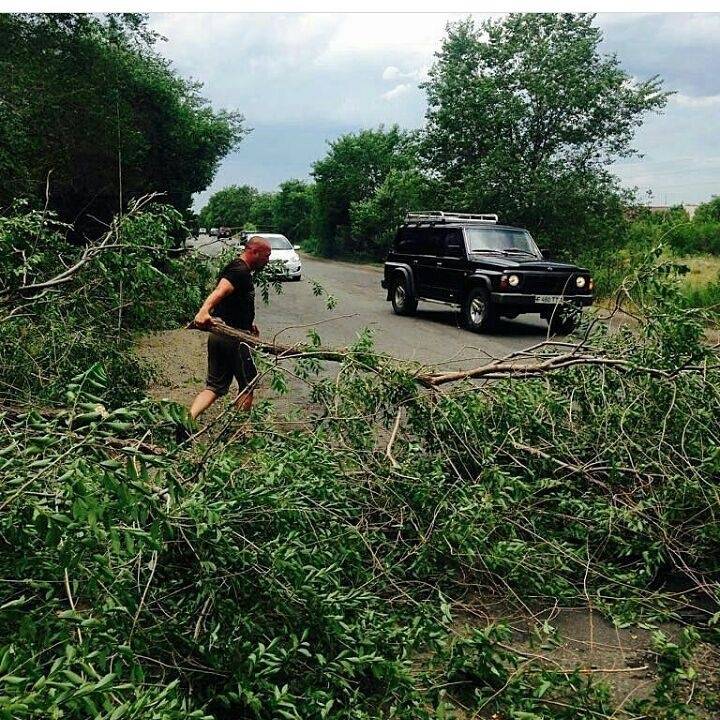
535, 295, 564, 304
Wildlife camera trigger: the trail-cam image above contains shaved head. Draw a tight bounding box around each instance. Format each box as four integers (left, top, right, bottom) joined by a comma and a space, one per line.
242, 235, 272, 270
246, 235, 271, 250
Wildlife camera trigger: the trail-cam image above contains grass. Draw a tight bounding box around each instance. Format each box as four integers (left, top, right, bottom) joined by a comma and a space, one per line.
676, 253, 720, 288
675, 254, 720, 309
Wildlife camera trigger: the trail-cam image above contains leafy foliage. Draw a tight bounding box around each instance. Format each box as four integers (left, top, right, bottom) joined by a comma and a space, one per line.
199, 185, 261, 230
0, 202, 213, 404
273, 180, 315, 243
311, 126, 415, 256
694, 197, 720, 224
0, 13, 245, 235
349, 170, 437, 259
419, 14, 669, 251
2, 231, 719, 718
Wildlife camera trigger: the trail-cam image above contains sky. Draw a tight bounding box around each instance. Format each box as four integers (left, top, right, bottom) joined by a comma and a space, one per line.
147, 12, 720, 211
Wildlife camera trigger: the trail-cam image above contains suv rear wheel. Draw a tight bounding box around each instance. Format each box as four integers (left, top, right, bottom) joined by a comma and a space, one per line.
391, 276, 417, 316
462, 287, 496, 332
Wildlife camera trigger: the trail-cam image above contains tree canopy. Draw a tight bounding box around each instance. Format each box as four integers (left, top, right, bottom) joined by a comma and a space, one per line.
272, 180, 314, 241
419, 14, 670, 245
198, 185, 260, 229
311, 126, 414, 255
0, 13, 245, 236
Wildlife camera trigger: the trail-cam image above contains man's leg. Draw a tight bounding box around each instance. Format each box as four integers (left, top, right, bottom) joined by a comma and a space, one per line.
232, 343, 257, 415
190, 388, 219, 419
192, 335, 232, 421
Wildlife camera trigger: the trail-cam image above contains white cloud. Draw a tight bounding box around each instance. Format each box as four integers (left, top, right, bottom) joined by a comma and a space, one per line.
382, 65, 402, 81
382, 83, 412, 101
382, 64, 430, 83
674, 93, 720, 108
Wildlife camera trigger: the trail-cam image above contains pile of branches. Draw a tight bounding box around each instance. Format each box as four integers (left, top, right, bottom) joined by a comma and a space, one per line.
1, 236, 719, 718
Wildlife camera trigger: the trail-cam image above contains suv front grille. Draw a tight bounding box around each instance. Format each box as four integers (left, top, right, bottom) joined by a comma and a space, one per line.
522, 273, 578, 294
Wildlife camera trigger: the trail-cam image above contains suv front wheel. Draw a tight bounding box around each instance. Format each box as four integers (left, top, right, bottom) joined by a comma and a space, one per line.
391, 276, 418, 316
547, 305, 579, 335
462, 287, 496, 332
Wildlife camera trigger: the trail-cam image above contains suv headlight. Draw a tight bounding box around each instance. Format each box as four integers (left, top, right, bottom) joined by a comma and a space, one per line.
576, 276, 586, 288
508, 274, 520, 287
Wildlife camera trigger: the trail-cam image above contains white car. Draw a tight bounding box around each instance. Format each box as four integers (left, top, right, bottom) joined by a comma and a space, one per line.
251, 233, 302, 281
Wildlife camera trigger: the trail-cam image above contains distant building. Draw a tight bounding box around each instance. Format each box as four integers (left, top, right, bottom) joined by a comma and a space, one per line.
645, 204, 700, 218
625, 203, 701, 220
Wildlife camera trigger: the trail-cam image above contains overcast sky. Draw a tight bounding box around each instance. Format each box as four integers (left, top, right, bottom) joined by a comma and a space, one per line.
147, 12, 720, 210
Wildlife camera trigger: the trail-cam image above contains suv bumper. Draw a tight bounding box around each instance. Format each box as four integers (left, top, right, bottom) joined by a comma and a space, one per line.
491, 293, 594, 307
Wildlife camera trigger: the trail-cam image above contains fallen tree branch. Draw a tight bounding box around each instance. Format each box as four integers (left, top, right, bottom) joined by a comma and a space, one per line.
191, 318, 349, 362
192, 318, 717, 388
7, 194, 164, 301
385, 408, 403, 469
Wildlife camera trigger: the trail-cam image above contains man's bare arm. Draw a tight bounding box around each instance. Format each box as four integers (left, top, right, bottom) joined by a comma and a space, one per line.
193, 278, 235, 328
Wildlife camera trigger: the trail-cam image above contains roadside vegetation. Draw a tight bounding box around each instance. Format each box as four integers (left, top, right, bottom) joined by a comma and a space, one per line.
2, 202, 719, 719
0, 13, 245, 238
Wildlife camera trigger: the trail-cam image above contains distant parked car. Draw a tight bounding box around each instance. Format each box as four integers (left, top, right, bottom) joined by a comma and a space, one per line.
218, 227, 233, 238
381, 211, 594, 334
240, 232, 302, 281
199, 227, 207, 235
209, 227, 218, 237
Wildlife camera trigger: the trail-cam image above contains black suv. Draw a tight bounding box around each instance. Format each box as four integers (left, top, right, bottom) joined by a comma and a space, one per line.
381, 212, 594, 333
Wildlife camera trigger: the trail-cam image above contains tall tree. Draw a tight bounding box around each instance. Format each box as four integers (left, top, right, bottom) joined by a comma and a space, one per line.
198, 185, 259, 229
272, 180, 314, 243
311, 126, 413, 255
350, 169, 437, 259
249, 191, 276, 230
420, 14, 670, 246
0, 13, 245, 237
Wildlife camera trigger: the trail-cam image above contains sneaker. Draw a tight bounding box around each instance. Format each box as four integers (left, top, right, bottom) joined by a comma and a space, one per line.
174, 422, 192, 445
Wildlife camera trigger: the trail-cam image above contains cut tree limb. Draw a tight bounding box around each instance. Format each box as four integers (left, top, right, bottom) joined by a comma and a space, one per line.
192, 318, 715, 388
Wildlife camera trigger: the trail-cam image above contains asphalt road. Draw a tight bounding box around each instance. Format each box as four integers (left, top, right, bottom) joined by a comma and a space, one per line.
188, 235, 552, 371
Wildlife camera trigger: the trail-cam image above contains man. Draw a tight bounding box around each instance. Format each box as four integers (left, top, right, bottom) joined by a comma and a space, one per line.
188, 235, 272, 422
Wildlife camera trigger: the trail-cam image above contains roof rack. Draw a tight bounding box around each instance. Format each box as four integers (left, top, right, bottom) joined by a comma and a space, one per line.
404, 211, 498, 225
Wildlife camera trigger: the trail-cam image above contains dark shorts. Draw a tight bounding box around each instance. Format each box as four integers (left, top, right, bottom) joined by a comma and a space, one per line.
206, 334, 258, 397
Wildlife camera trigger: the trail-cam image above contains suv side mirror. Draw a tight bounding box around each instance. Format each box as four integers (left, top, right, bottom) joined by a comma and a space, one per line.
293, 245, 301, 250
539, 248, 553, 260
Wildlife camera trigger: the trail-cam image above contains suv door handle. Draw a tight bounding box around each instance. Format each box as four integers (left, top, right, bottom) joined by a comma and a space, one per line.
436, 261, 443, 266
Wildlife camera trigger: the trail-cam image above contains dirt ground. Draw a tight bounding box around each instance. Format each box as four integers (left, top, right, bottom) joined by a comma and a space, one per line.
136, 327, 208, 406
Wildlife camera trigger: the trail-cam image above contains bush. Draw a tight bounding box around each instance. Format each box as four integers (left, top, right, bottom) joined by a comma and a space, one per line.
694, 196, 720, 224
682, 280, 720, 309
666, 221, 720, 255
0, 201, 214, 404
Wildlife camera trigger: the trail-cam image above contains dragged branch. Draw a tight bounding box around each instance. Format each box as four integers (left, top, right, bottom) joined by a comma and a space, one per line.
191, 318, 350, 363
193, 318, 716, 387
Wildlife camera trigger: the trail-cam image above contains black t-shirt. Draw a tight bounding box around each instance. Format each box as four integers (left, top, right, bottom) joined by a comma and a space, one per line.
214, 258, 255, 330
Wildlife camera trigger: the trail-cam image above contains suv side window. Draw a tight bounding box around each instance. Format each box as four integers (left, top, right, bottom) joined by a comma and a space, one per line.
396, 227, 423, 253
442, 228, 464, 258
416, 228, 438, 256
396, 227, 439, 256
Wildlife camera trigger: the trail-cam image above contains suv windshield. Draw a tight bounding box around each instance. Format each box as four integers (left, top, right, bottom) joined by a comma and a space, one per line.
465, 227, 539, 256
